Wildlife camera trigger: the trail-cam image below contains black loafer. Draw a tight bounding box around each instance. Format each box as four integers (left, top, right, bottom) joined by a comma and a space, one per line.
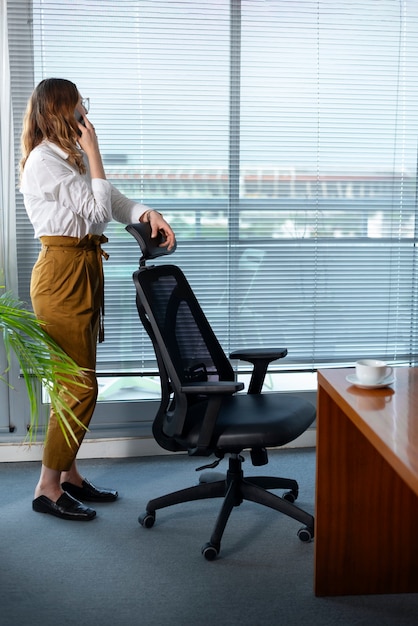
61, 478, 118, 502
32, 492, 96, 521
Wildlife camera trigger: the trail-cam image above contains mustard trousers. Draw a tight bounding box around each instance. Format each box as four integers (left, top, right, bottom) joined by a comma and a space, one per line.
30, 235, 108, 471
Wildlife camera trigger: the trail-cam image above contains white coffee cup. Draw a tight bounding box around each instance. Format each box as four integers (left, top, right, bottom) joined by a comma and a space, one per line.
355, 359, 393, 385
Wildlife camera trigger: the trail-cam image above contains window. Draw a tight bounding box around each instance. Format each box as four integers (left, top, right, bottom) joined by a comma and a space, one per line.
7, 0, 418, 384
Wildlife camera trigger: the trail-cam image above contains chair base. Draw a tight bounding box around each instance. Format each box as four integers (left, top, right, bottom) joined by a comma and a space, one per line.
139, 454, 315, 559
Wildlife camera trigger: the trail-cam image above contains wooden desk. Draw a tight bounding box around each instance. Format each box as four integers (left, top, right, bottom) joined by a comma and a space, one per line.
315, 367, 418, 596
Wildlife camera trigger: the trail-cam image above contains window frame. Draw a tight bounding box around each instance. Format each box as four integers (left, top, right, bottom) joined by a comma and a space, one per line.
4, 0, 418, 440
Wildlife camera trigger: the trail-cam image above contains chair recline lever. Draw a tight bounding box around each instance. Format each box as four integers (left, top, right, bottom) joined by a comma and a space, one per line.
195, 457, 223, 472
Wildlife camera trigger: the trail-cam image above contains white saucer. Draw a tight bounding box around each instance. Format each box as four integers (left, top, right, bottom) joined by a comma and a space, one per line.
346, 373, 395, 389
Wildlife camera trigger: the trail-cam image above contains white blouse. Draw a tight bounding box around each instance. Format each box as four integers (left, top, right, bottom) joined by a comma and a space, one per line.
20, 140, 150, 238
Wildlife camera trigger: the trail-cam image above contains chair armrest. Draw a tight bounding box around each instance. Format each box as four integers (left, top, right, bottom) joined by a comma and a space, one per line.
180, 381, 244, 395
180, 381, 245, 455
229, 347, 288, 394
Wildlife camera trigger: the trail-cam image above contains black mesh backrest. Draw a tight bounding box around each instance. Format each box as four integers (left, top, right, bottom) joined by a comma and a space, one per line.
134, 264, 235, 388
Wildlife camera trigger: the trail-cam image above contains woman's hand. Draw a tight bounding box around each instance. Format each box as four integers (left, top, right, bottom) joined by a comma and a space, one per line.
75, 109, 106, 180
142, 210, 176, 251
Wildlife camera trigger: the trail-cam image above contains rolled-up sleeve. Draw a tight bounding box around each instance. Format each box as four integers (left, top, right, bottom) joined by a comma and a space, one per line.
110, 183, 150, 224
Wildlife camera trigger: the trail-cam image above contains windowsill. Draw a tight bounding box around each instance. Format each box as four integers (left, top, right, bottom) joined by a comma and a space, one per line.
96, 371, 318, 402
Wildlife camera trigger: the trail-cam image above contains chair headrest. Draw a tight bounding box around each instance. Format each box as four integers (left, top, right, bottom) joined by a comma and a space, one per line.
126, 222, 177, 261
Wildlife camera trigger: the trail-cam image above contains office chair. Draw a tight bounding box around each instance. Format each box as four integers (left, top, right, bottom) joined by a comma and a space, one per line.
126, 223, 316, 560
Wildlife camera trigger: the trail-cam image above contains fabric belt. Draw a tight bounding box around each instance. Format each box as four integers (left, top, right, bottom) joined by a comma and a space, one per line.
39, 234, 109, 342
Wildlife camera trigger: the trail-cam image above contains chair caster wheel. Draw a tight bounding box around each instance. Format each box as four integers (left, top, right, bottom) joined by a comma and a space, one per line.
201, 542, 219, 561
139, 512, 155, 528
282, 490, 297, 503
297, 526, 314, 542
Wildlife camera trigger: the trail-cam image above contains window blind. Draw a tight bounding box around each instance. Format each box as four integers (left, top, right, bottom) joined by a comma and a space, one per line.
7, 0, 418, 374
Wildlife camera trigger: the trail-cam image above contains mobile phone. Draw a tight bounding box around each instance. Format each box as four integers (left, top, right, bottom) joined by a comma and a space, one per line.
74, 109, 85, 135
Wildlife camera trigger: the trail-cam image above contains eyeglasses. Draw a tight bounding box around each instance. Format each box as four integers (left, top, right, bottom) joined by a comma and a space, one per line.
81, 97, 90, 114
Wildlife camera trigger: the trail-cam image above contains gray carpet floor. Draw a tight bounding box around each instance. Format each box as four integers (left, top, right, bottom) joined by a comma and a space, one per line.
0, 447, 417, 626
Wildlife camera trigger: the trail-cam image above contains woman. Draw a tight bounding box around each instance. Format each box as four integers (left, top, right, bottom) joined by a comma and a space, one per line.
20, 78, 175, 521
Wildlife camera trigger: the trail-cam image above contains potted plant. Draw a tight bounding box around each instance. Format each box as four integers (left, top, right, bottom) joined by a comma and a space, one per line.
0, 286, 86, 445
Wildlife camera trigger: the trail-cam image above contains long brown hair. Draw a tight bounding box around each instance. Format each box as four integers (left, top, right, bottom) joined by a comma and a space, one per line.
20, 78, 86, 176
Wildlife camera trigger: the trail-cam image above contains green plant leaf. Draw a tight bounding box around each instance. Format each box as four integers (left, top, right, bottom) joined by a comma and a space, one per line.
0, 288, 89, 445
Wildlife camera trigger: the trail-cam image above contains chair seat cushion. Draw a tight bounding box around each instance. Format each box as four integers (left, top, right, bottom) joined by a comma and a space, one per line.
183, 392, 316, 453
